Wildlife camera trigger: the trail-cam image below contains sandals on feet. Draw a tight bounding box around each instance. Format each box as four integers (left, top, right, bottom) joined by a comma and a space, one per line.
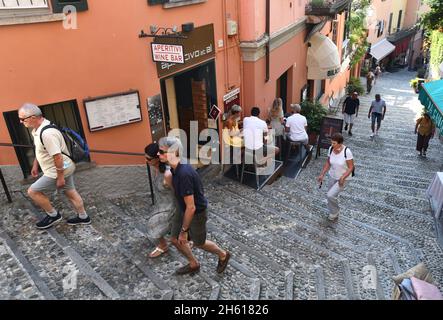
148, 246, 168, 258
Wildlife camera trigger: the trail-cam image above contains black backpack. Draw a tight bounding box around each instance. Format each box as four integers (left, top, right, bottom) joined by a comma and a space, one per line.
328, 146, 355, 177
39, 123, 89, 163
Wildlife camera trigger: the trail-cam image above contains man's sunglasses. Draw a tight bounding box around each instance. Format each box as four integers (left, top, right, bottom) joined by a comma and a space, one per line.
158, 149, 172, 155
19, 115, 35, 122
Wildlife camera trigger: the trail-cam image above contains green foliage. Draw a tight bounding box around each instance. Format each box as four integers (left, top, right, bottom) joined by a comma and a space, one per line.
310, 0, 324, 6
421, 0, 443, 31
347, 0, 370, 67
346, 77, 365, 96
417, 67, 426, 78
360, 65, 368, 76
429, 30, 443, 80
300, 100, 328, 134
409, 78, 425, 93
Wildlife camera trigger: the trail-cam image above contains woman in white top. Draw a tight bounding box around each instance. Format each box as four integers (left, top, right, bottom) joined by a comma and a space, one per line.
317, 133, 354, 221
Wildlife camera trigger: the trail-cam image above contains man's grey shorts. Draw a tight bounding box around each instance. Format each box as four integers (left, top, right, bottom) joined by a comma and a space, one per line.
30, 174, 76, 194
171, 209, 208, 247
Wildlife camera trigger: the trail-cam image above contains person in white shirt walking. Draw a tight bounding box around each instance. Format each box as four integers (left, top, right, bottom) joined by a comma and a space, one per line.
317, 133, 354, 221
18, 103, 90, 229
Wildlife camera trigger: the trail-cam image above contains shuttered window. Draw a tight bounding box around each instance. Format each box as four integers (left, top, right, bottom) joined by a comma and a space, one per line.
0, 0, 48, 9
51, 0, 88, 13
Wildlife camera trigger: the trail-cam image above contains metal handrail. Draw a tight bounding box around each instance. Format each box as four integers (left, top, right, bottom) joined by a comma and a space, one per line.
0, 143, 155, 205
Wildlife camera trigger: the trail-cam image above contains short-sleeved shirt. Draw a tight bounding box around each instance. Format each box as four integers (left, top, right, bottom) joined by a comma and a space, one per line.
32, 119, 75, 179
171, 163, 208, 214
328, 146, 353, 180
243, 116, 268, 150
370, 99, 386, 114
285, 113, 308, 142
343, 97, 360, 115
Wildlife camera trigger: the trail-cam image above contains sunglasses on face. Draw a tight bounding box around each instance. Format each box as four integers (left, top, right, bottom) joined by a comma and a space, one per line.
158, 149, 171, 155
19, 115, 35, 122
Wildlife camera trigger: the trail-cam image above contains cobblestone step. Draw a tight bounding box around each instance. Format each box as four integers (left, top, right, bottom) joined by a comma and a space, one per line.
206, 192, 358, 300
292, 176, 433, 220
86, 196, 216, 300
210, 182, 405, 299
106, 193, 259, 300
0, 197, 111, 299
281, 177, 435, 238
0, 233, 47, 299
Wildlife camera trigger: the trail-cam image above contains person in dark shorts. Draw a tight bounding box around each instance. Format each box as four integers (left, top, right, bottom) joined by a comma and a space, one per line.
158, 136, 231, 275
342, 92, 360, 136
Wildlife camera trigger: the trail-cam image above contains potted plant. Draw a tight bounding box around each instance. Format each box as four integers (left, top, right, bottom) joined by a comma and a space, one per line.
346, 77, 365, 96
300, 99, 328, 145
410, 78, 425, 93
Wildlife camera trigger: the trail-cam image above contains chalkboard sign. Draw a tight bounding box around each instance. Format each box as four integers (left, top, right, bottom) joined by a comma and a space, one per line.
316, 117, 343, 158
84, 91, 142, 132
148, 94, 166, 143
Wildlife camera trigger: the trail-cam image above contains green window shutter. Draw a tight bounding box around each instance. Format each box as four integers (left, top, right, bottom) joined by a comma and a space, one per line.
148, 0, 169, 5
51, 0, 88, 13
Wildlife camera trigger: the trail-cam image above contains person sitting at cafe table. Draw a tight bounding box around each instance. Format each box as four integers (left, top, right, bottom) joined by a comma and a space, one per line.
284, 103, 313, 158
222, 104, 244, 166
243, 107, 279, 167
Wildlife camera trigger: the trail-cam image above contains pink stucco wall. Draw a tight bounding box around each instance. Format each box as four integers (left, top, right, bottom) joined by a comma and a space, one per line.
0, 0, 242, 166
367, 0, 393, 45
239, 0, 308, 42
242, 30, 307, 117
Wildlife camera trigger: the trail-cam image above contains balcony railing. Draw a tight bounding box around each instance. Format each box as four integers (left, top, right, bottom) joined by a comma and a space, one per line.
305, 0, 352, 17
0, 0, 48, 9
387, 26, 418, 43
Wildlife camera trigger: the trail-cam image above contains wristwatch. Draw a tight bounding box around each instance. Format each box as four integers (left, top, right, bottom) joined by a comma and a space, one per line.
181, 227, 189, 233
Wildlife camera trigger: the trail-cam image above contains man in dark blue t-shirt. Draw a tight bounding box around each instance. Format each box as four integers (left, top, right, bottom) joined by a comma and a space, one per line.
158, 136, 230, 275
342, 92, 360, 136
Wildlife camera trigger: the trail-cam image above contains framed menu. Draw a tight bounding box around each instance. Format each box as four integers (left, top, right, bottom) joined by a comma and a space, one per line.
84, 91, 142, 132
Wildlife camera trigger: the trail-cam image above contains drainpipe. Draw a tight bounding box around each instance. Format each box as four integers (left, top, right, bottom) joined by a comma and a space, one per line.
265, 0, 270, 82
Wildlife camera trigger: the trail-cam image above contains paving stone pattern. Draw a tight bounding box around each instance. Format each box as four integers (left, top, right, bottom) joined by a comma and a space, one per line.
0, 69, 442, 299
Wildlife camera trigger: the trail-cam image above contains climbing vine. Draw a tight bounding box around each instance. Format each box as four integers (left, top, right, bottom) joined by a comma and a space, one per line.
429, 30, 443, 79
347, 0, 371, 67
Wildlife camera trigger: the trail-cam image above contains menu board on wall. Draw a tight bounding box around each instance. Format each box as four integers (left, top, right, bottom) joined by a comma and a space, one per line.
148, 94, 166, 143
84, 91, 142, 132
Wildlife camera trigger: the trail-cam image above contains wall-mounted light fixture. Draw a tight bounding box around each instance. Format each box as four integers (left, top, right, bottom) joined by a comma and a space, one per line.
138, 25, 187, 39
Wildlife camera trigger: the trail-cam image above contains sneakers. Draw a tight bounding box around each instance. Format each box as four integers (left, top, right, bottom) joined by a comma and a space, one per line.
370, 133, 375, 138
36, 212, 62, 229
423, 151, 427, 157
328, 213, 339, 221
67, 215, 91, 226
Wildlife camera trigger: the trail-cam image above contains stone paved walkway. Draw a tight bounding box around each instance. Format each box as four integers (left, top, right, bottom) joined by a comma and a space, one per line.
0, 69, 442, 300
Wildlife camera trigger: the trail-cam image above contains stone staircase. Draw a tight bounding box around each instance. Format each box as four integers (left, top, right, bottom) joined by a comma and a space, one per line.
0, 70, 442, 299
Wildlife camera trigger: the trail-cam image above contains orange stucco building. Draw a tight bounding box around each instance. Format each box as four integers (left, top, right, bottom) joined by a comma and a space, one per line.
1, 0, 354, 177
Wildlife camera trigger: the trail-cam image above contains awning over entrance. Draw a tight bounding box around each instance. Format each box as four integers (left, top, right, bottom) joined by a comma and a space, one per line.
307, 32, 340, 80
419, 79, 443, 133
369, 38, 395, 61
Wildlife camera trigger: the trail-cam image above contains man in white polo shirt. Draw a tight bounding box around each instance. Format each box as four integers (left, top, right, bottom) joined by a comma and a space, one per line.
243, 107, 279, 165
18, 103, 90, 229
285, 103, 313, 155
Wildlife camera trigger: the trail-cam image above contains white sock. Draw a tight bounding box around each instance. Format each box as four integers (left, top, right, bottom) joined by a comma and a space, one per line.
46, 209, 58, 217
78, 212, 88, 219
